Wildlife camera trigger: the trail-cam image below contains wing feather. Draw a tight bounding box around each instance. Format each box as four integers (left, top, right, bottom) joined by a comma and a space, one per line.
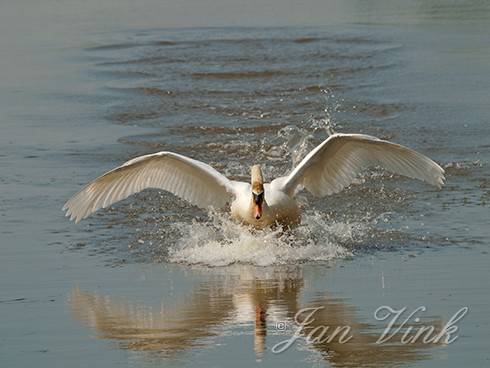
63, 152, 236, 223
274, 133, 445, 197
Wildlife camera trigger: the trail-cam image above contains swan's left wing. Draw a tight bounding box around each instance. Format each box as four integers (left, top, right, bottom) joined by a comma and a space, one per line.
272, 133, 445, 197
63, 151, 238, 223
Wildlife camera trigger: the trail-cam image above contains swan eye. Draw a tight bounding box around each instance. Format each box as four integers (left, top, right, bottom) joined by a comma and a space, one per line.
253, 192, 264, 204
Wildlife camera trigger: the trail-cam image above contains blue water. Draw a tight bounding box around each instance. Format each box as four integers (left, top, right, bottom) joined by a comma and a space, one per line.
1, 1, 489, 367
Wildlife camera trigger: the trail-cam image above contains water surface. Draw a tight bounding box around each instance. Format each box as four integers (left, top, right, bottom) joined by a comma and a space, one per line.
1, 1, 489, 367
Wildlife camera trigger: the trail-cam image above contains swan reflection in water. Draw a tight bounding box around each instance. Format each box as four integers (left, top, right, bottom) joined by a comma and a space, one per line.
68, 266, 442, 366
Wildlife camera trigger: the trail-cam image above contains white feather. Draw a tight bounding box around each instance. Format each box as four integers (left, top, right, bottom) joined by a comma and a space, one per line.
274, 133, 445, 197
63, 152, 237, 223
64, 133, 445, 227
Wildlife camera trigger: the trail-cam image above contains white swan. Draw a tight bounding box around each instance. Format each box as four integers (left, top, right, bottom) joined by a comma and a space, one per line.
63, 133, 445, 228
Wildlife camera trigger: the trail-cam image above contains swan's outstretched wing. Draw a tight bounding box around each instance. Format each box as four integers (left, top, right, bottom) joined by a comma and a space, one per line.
273, 133, 445, 197
63, 152, 237, 223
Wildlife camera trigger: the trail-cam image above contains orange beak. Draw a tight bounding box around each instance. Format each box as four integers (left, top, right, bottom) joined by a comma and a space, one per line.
254, 202, 262, 220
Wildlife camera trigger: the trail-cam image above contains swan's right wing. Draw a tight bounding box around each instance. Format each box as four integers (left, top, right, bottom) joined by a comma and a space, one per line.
63, 152, 238, 223
273, 133, 445, 197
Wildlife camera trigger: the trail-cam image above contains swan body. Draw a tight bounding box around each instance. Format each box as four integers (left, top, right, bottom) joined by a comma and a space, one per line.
230, 182, 300, 228
64, 133, 445, 228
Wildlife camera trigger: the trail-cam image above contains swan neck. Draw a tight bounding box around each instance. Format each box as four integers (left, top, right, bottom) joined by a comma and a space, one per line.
251, 165, 264, 193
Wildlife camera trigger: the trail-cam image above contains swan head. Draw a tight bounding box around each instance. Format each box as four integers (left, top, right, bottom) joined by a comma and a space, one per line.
251, 165, 264, 220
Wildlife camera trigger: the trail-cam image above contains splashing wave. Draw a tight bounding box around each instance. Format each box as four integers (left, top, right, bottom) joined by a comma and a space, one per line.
167, 210, 365, 267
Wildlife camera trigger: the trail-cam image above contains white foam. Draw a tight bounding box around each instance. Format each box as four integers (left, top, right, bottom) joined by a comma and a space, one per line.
167, 210, 364, 267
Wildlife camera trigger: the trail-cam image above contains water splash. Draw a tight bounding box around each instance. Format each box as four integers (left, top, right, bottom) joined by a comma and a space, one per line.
167, 210, 363, 267
266, 90, 340, 168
